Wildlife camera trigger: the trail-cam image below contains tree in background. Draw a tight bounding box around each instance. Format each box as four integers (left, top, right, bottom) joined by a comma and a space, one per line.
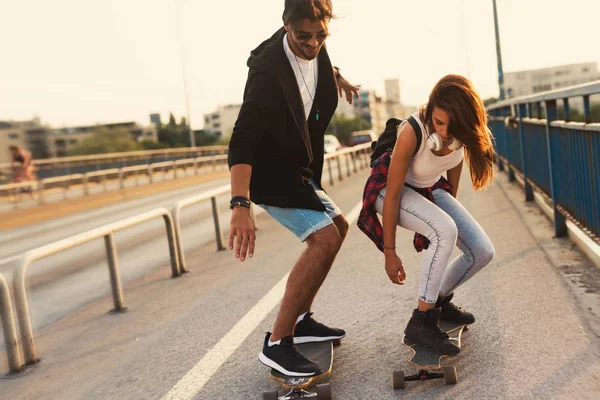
194, 130, 220, 146
157, 113, 191, 147
67, 127, 142, 155
483, 97, 499, 107
325, 115, 371, 145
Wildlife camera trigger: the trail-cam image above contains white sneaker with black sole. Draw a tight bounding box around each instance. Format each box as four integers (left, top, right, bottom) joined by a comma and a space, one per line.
258, 332, 321, 377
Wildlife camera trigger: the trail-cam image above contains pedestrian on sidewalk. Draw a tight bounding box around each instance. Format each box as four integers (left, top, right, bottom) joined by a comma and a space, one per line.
358, 74, 496, 356
9, 145, 36, 183
227, 0, 359, 377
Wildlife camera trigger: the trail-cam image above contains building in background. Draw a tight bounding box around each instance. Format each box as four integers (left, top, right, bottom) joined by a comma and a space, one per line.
334, 94, 357, 119
504, 62, 600, 109
204, 104, 242, 140
0, 117, 51, 164
50, 122, 157, 157
384, 78, 406, 121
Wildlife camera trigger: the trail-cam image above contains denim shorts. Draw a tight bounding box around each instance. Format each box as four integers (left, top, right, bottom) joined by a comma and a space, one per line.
258, 180, 342, 241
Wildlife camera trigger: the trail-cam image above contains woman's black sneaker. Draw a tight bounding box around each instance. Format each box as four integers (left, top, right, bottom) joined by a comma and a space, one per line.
258, 332, 322, 377
293, 312, 346, 344
404, 308, 460, 355
435, 293, 475, 325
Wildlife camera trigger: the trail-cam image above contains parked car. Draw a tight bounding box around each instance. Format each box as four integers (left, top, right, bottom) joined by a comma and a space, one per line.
324, 134, 342, 154
348, 130, 377, 147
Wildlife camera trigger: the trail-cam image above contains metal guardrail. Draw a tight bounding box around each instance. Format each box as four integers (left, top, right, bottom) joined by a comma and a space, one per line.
1, 154, 229, 208
0, 146, 229, 180
0, 272, 23, 374
488, 80, 600, 242
10, 207, 180, 366
0, 143, 372, 373
172, 184, 232, 273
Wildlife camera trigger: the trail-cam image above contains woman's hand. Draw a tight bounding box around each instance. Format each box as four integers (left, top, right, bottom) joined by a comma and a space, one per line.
384, 251, 406, 285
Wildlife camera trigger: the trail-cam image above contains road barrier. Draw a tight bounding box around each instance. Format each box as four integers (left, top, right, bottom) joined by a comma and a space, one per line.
1, 154, 228, 208
10, 207, 180, 366
0, 145, 228, 181
0, 272, 23, 374
488, 80, 600, 243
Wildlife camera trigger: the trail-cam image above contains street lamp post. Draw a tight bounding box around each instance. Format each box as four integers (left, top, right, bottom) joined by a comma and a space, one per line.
176, 1, 195, 147
492, 0, 505, 101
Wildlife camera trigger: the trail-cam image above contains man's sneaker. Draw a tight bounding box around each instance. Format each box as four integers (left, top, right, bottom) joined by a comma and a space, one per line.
258, 332, 322, 377
435, 293, 475, 325
293, 312, 346, 344
404, 308, 460, 355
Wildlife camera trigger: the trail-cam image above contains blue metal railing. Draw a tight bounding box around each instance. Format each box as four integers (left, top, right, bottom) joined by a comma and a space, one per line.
488, 81, 600, 242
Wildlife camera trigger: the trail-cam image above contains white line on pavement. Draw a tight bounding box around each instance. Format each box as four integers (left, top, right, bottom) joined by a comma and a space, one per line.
160, 200, 363, 400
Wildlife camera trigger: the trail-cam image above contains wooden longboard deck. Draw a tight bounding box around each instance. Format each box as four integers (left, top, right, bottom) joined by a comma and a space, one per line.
270, 341, 333, 388
402, 321, 467, 369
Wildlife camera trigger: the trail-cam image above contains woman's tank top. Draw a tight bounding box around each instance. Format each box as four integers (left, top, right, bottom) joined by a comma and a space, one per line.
399, 113, 463, 188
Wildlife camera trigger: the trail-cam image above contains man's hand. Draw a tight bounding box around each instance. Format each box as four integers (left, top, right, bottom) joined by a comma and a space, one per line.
229, 207, 256, 261
384, 251, 406, 285
336, 75, 360, 104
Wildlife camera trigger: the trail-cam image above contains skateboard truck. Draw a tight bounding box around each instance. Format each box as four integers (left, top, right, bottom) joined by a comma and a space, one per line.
393, 366, 458, 389
263, 383, 332, 400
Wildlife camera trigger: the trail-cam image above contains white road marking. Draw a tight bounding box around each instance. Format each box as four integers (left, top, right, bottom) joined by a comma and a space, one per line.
161, 200, 363, 400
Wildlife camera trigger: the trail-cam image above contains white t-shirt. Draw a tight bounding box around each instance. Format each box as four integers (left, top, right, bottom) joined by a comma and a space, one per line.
283, 32, 318, 121
399, 113, 464, 188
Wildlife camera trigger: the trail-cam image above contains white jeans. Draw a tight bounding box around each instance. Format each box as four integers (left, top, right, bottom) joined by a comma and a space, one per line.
375, 186, 495, 303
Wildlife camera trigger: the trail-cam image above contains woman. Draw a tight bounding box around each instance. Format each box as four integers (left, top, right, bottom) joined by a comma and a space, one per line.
358, 74, 496, 355
9, 145, 35, 183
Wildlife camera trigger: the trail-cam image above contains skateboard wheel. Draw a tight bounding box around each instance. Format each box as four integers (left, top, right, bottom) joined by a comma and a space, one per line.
316, 383, 332, 400
332, 339, 342, 346
392, 370, 405, 390
263, 390, 278, 400
443, 366, 458, 385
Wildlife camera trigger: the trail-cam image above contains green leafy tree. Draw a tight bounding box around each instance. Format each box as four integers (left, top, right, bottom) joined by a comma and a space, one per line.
325, 115, 371, 145
483, 97, 499, 107
157, 113, 191, 147
67, 127, 142, 155
140, 140, 169, 150
194, 130, 219, 146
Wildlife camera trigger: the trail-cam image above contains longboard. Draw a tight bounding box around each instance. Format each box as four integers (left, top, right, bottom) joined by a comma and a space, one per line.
264, 340, 335, 400
394, 320, 469, 388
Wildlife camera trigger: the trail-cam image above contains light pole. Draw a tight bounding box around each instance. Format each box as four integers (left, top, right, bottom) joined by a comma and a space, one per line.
492, 0, 506, 100
176, 1, 195, 147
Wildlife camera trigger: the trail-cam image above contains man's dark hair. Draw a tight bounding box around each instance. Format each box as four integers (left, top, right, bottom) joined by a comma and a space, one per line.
282, 0, 333, 26
9, 145, 18, 151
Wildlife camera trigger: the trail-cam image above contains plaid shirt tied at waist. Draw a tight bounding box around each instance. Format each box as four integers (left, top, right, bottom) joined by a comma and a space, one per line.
357, 152, 454, 253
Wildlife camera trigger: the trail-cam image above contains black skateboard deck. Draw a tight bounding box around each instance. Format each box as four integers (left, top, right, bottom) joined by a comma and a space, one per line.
264, 340, 335, 400
394, 320, 469, 388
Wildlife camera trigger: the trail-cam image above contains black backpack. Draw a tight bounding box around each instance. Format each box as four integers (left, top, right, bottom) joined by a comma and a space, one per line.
369, 116, 422, 167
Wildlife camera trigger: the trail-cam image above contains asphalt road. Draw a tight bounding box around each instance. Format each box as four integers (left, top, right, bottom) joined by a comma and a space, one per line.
1, 167, 600, 400
0, 157, 358, 340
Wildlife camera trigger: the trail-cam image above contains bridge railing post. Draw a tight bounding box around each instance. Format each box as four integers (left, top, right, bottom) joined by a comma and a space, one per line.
544, 99, 567, 237
518, 104, 534, 201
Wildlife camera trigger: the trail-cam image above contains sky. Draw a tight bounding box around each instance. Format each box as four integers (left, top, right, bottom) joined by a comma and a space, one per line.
1, 0, 599, 130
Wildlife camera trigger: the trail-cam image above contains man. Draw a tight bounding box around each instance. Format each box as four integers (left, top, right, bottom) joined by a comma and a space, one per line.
228, 0, 359, 377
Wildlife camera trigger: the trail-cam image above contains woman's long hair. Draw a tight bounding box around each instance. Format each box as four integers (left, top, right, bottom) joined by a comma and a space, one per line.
419, 74, 495, 190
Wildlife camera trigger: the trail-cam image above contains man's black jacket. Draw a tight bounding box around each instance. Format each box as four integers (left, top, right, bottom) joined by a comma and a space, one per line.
228, 27, 338, 211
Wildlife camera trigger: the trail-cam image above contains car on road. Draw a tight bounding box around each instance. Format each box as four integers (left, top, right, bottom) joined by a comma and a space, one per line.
324, 134, 342, 154
348, 130, 377, 147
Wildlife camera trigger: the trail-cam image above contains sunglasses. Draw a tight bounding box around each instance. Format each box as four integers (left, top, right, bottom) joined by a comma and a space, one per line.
293, 31, 330, 43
